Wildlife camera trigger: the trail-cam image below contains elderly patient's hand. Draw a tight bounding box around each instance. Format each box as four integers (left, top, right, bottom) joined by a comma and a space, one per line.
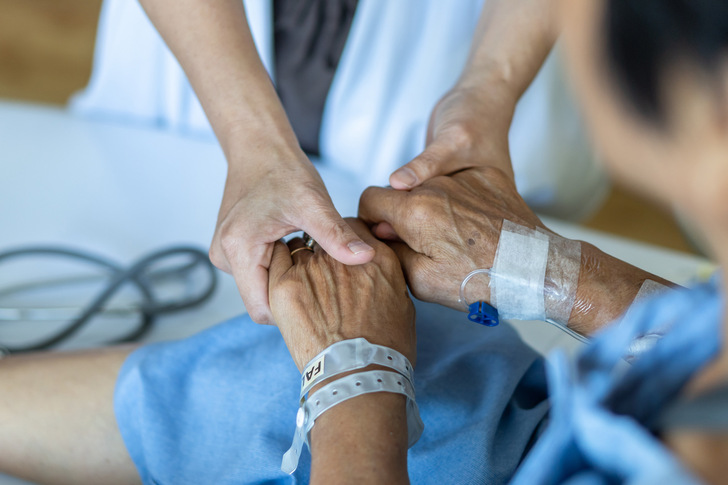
359, 167, 544, 310
268, 218, 416, 371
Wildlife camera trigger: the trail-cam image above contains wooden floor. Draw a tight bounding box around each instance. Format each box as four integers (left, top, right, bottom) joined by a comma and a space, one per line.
0, 0, 698, 255
0, 0, 102, 103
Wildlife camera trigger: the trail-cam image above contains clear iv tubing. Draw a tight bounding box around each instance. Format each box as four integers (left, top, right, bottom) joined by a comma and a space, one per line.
458, 269, 492, 309
545, 318, 590, 344
458, 269, 590, 344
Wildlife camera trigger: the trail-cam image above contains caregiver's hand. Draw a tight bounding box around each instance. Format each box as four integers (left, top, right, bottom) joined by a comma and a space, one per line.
268, 218, 416, 371
389, 86, 515, 190
210, 161, 375, 325
360, 167, 544, 310
389, 0, 560, 191
139, 0, 376, 326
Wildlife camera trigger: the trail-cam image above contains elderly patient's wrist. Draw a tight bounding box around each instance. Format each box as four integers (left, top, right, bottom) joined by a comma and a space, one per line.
310, 388, 409, 484
308, 364, 410, 483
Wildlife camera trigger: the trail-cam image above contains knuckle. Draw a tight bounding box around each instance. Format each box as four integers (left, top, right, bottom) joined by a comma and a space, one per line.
358, 187, 376, 212
441, 122, 477, 151
407, 193, 439, 223
218, 223, 244, 257
377, 245, 398, 265
208, 245, 227, 271
274, 277, 299, 300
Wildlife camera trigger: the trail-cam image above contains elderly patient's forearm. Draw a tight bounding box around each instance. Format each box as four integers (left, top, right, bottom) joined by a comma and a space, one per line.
310, 392, 410, 485
568, 242, 677, 335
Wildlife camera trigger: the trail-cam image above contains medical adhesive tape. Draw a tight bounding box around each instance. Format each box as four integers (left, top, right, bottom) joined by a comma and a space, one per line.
299, 338, 414, 398
282, 370, 423, 474
463, 221, 676, 353
536, 225, 582, 324
487, 220, 582, 324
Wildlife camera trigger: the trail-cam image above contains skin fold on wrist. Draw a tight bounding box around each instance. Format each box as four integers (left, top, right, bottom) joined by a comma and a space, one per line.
224, 142, 310, 181
569, 242, 675, 335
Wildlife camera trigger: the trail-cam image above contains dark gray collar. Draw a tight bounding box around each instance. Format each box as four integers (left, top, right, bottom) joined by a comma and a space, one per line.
273, 0, 359, 156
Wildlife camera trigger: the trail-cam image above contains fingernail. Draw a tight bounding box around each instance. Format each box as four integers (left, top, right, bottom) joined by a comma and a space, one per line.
392, 167, 418, 188
348, 241, 374, 255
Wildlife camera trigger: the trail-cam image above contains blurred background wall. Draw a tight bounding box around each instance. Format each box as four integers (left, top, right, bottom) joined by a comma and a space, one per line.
0, 0, 699, 255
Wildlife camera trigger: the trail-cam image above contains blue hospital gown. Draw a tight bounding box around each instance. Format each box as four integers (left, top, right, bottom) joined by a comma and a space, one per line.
115, 299, 549, 484
512, 278, 723, 485
115, 279, 723, 484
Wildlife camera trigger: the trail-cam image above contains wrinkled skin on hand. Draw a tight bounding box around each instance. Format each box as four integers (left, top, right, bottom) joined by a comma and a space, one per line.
359, 167, 545, 311
268, 218, 416, 371
209, 161, 375, 325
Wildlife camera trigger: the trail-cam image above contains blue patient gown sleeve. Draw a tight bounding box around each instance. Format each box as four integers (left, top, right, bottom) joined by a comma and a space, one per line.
114, 300, 549, 485
512, 277, 724, 485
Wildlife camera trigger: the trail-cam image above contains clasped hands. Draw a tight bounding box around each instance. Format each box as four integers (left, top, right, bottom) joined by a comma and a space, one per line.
209, 87, 515, 326
265, 86, 550, 365
268, 166, 545, 370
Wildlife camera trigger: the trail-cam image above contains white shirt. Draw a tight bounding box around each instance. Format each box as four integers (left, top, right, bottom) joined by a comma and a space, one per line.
70, 0, 607, 220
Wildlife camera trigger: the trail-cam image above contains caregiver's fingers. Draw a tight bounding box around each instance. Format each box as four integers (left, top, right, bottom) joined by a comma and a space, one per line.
298, 199, 375, 267
269, 240, 293, 287
389, 139, 475, 190
230, 242, 275, 325
342, 217, 384, 249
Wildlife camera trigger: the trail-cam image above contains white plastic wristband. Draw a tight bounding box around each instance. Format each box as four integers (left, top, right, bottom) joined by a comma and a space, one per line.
281, 369, 423, 474
299, 338, 415, 398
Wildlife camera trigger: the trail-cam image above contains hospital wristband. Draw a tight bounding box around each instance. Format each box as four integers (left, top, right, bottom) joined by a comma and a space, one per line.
299, 338, 415, 398
281, 369, 423, 475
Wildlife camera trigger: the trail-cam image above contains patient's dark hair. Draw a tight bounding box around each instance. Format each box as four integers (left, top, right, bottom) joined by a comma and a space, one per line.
605, 0, 728, 123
